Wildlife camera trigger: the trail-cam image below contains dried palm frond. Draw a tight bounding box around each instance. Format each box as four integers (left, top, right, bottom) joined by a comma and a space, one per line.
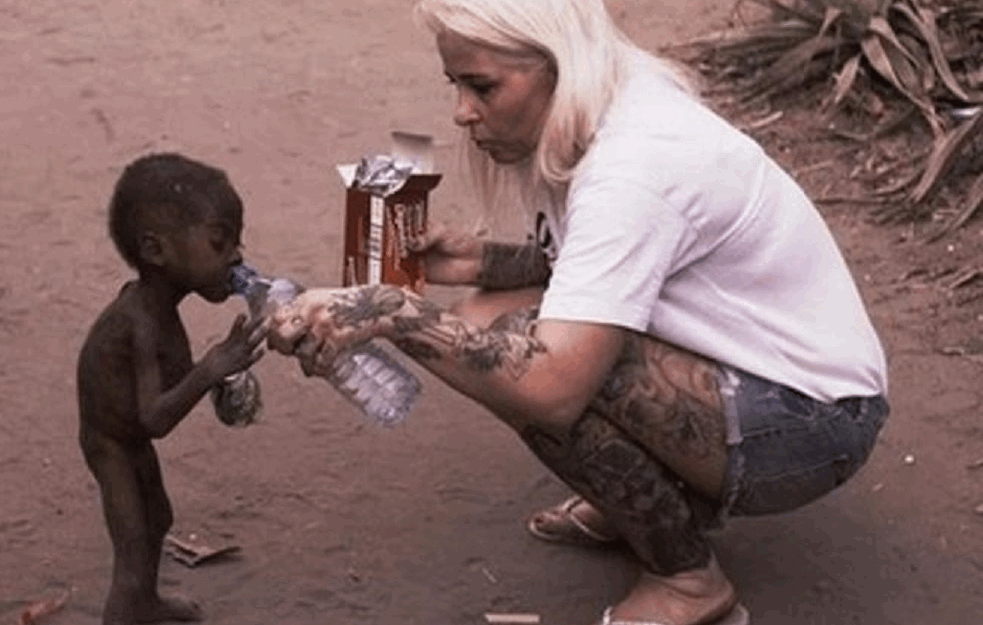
671, 0, 983, 235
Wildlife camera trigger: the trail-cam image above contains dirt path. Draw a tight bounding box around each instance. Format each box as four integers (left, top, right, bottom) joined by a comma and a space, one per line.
1, 2, 980, 624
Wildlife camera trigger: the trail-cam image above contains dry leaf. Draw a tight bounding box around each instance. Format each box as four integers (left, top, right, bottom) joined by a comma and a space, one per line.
164, 533, 241, 567
910, 110, 983, 203
829, 52, 862, 107
861, 29, 941, 135
892, 2, 982, 103
681, 0, 983, 235
948, 170, 983, 231
19, 591, 70, 625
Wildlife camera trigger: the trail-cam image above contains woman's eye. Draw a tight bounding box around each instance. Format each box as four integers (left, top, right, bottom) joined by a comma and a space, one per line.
445, 75, 494, 97
470, 82, 494, 96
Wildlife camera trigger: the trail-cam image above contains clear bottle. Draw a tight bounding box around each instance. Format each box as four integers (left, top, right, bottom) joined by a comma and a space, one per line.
229, 263, 420, 427
211, 367, 262, 428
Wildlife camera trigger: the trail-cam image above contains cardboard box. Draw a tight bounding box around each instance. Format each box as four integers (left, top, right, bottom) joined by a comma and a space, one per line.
338, 132, 441, 294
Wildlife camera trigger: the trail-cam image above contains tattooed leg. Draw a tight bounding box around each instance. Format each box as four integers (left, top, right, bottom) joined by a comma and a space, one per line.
594, 332, 730, 499
522, 408, 714, 575
523, 413, 740, 624
470, 310, 730, 573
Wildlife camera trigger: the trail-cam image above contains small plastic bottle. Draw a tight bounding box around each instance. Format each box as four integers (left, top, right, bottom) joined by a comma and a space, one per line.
211, 367, 262, 427
229, 263, 420, 426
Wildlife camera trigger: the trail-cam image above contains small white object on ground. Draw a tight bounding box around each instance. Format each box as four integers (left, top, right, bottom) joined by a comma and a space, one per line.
484, 613, 541, 624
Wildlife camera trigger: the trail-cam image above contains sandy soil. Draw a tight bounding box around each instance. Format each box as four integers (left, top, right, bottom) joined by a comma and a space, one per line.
1, 1, 981, 624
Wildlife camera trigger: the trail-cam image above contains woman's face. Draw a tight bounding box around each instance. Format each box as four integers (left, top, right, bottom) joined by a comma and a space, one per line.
437, 31, 556, 164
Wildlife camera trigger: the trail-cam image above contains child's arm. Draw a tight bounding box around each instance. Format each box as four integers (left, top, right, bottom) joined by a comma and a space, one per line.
133, 314, 266, 439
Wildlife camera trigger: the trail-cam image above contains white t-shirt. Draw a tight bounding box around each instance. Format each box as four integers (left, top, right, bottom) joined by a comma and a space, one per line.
537, 59, 887, 402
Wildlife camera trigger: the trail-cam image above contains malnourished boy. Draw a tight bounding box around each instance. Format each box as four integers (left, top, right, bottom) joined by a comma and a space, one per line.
77, 153, 266, 624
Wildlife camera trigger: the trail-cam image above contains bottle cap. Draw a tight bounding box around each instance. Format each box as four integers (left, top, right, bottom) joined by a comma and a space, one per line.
229, 264, 258, 295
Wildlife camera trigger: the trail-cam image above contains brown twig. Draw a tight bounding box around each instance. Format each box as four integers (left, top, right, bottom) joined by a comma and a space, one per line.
945, 267, 982, 290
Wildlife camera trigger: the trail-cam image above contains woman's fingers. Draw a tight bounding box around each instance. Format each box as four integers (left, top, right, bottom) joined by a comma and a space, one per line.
268, 292, 327, 353
407, 220, 447, 252
293, 334, 323, 377
408, 221, 481, 256
265, 288, 360, 370
267, 311, 308, 354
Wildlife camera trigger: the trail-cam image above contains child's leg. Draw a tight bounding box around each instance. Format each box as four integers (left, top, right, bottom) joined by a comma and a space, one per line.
137, 445, 202, 622
85, 435, 156, 623
83, 433, 201, 624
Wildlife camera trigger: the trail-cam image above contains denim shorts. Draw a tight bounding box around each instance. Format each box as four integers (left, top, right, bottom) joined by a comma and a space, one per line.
715, 366, 890, 518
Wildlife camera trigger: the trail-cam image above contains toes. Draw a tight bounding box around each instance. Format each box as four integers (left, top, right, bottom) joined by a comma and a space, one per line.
135, 596, 203, 623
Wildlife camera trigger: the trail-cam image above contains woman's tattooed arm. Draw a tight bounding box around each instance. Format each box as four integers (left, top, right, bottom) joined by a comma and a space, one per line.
320, 284, 547, 380
278, 284, 622, 429
477, 242, 551, 290
389, 289, 547, 380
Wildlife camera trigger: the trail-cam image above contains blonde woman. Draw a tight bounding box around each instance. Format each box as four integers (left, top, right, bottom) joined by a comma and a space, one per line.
269, 1, 889, 623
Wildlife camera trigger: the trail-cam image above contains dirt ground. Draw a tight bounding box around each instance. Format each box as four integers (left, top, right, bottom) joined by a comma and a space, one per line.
1, 1, 981, 624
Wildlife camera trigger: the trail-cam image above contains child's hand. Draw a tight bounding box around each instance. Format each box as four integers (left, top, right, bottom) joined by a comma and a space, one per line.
204, 314, 267, 381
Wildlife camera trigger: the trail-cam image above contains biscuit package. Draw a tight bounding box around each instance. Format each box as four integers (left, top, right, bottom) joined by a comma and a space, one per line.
338, 132, 441, 294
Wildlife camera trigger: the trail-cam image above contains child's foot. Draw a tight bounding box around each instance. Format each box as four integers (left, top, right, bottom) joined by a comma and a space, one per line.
134, 595, 203, 623
596, 555, 737, 625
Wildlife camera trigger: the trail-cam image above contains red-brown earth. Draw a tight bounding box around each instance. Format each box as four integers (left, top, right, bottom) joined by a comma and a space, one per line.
1, 2, 980, 624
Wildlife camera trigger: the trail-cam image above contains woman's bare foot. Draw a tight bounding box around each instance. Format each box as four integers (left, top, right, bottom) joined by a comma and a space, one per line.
528, 496, 620, 546
597, 555, 738, 625
134, 594, 203, 623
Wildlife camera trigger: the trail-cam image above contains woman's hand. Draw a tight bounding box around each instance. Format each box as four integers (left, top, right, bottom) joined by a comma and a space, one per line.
267, 285, 406, 377
409, 222, 483, 286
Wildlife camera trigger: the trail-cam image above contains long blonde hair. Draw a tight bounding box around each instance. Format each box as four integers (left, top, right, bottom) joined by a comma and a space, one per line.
415, 0, 690, 220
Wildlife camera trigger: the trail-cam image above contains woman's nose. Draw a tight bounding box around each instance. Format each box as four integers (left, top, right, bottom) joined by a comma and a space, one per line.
452, 91, 480, 127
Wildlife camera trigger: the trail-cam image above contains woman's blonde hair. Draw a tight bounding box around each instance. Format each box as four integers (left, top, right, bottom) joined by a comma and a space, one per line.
415, 0, 691, 219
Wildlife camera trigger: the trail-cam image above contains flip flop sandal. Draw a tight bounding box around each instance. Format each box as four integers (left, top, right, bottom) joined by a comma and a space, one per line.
600, 603, 750, 625
526, 495, 620, 547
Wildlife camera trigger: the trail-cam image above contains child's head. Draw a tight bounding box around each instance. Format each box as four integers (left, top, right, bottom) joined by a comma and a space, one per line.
109, 153, 245, 301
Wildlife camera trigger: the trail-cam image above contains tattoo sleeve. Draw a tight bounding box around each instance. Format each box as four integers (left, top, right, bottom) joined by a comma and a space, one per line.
376, 287, 547, 380
477, 242, 551, 290
326, 284, 407, 329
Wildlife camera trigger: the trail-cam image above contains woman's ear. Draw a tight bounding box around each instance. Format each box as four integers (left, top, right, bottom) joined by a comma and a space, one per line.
138, 231, 167, 267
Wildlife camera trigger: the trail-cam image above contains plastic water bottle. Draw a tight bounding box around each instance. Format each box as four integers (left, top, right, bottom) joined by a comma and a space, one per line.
211, 367, 262, 428
229, 264, 420, 426
211, 267, 300, 427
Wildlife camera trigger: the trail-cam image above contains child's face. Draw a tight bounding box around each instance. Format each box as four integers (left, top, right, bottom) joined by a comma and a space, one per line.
168, 206, 243, 303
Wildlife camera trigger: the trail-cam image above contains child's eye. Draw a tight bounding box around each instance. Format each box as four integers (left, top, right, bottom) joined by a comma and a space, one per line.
208, 225, 236, 251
